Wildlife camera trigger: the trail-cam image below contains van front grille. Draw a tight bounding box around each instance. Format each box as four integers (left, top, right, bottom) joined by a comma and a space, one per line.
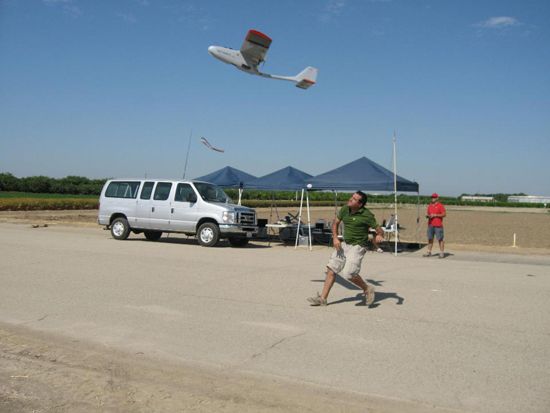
238, 211, 256, 226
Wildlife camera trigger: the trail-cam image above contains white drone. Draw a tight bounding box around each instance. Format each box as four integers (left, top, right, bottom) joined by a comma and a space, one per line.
208, 29, 318, 90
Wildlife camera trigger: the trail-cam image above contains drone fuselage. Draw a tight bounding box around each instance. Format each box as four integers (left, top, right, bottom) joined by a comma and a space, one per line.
208, 46, 257, 74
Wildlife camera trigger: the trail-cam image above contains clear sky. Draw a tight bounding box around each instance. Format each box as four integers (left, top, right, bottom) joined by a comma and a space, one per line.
1, 0, 549, 196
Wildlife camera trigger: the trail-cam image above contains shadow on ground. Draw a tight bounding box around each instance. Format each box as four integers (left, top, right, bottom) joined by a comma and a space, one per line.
310, 275, 405, 307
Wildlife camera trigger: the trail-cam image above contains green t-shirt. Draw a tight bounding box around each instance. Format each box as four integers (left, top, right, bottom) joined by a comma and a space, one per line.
337, 206, 378, 247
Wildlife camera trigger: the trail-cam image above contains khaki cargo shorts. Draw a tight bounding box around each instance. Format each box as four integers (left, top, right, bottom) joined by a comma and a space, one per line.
327, 242, 367, 280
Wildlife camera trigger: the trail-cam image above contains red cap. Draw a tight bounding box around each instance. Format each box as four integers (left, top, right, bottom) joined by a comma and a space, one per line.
431, 193, 439, 198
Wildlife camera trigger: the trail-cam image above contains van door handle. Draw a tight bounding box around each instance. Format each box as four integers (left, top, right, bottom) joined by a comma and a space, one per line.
151, 207, 155, 213
171, 208, 174, 213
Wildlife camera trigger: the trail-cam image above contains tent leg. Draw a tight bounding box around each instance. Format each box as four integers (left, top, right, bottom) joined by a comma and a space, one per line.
306, 190, 312, 251
295, 189, 304, 249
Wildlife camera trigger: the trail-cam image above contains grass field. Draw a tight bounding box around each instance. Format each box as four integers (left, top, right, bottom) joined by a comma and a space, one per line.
0, 192, 98, 199
0, 192, 99, 211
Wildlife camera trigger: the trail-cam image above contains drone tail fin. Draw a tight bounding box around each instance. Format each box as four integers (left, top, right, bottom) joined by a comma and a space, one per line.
294, 66, 318, 89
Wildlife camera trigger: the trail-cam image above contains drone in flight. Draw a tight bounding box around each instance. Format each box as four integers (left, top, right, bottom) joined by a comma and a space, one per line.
208, 29, 318, 90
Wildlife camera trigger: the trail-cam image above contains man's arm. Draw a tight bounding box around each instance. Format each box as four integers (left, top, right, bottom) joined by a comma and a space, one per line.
332, 217, 342, 250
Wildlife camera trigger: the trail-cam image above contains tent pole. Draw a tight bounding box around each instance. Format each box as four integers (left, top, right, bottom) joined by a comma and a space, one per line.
416, 190, 420, 244
306, 189, 312, 251
393, 132, 398, 256
295, 189, 304, 249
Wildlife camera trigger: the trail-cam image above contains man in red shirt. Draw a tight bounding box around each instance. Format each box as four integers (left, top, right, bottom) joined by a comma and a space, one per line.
424, 193, 446, 258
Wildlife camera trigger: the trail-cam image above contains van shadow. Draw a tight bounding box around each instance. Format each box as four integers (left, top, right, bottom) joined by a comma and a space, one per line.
126, 236, 271, 249
310, 275, 405, 307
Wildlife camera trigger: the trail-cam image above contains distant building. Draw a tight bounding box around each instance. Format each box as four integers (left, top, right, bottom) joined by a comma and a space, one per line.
508, 195, 550, 205
461, 196, 494, 203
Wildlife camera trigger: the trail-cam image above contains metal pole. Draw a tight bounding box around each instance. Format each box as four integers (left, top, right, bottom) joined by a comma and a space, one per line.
306, 189, 312, 251
393, 132, 398, 256
182, 129, 193, 179
295, 189, 304, 249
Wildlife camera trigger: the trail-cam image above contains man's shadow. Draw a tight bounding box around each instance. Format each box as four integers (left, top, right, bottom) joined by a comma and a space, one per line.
310, 275, 404, 307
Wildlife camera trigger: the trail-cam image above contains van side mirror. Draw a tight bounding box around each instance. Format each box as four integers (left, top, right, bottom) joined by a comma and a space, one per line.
187, 193, 197, 203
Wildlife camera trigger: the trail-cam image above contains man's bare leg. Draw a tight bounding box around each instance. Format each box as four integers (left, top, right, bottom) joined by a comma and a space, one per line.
321, 267, 336, 300
424, 239, 434, 256
350, 275, 369, 294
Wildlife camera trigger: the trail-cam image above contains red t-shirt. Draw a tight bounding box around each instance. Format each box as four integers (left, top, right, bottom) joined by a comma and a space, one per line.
427, 202, 446, 227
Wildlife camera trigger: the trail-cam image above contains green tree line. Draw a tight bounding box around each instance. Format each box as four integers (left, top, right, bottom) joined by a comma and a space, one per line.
1, 173, 545, 208
0, 173, 106, 195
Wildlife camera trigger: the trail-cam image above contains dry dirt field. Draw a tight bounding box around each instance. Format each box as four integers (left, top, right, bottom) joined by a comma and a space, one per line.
1, 205, 549, 252
1, 209, 549, 412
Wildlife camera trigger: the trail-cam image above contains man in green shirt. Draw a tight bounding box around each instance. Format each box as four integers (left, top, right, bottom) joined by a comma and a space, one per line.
308, 191, 383, 307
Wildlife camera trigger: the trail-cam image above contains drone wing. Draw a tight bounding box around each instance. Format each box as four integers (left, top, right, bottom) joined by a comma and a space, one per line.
240, 29, 272, 70
201, 137, 224, 153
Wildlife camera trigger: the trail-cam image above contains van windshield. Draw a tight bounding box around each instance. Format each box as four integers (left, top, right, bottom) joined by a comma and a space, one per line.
194, 182, 231, 203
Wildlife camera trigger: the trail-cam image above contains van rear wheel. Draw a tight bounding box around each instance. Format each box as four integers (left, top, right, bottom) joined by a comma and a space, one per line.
197, 222, 219, 247
111, 217, 130, 240
144, 231, 162, 241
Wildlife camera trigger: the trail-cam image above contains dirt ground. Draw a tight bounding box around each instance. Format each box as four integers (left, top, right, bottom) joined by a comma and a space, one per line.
1, 209, 548, 412
1, 205, 549, 252
4, 322, 425, 413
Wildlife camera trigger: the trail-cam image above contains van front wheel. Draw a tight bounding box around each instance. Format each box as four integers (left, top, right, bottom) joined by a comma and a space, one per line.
197, 222, 220, 247
111, 217, 130, 240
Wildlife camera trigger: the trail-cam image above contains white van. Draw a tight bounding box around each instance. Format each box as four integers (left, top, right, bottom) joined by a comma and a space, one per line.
98, 179, 257, 247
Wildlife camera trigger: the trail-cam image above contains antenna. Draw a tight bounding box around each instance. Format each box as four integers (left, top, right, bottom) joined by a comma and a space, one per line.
182, 129, 193, 179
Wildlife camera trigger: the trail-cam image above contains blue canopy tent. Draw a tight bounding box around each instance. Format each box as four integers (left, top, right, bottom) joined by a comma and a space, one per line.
244, 166, 312, 190
306, 157, 419, 192
194, 166, 256, 187
245, 166, 314, 249
194, 166, 257, 205
306, 156, 420, 254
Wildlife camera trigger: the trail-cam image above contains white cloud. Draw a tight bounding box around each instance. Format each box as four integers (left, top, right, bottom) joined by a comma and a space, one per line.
476, 16, 520, 29
327, 0, 346, 14
319, 0, 346, 22
42, 0, 82, 18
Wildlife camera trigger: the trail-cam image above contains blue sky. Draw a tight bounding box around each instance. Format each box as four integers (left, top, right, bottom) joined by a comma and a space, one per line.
1, 0, 549, 196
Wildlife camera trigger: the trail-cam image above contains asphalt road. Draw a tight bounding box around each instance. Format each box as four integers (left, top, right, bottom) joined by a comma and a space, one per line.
1, 223, 549, 412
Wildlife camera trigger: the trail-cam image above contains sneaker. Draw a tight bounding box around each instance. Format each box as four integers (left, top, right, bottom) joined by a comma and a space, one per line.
376, 248, 384, 253
423, 252, 432, 257
439, 252, 445, 259
363, 285, 375, 306
307, 293, 327, 306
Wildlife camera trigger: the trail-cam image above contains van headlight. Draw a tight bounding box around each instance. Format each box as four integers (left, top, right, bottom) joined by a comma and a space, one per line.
222, 211, 236, 223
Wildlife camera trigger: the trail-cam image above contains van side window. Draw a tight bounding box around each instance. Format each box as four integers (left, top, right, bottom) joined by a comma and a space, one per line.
140, 182, 155, 200
105, 181, 141, 199
175, 183, 195, 202
153, 182, 172, 201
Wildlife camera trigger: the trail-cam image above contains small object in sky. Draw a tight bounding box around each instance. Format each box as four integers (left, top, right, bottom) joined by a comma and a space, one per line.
208, 29, 318, 90
200, 137, 224, 153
